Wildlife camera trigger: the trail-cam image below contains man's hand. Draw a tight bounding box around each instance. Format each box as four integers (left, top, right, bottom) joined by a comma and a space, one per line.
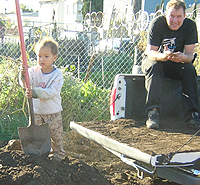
147, 43, 194, 63
167, 52, 187, 63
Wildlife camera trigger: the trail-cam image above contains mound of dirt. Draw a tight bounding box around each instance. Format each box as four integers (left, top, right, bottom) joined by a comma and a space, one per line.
0, 141, 110, 185
1, 118, 200, 185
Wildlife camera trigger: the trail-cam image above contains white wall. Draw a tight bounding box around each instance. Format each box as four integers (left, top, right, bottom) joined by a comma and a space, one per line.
39, 1, 59, 23
38, 0, 83, 31
64, 0, 83, 31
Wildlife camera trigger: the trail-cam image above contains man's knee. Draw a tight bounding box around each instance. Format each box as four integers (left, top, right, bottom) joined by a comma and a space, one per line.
143, 62, 163, 78
183, 63, 197, 76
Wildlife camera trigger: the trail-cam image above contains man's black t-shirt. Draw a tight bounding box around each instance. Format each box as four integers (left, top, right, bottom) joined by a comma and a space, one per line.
147, 15, 198, 53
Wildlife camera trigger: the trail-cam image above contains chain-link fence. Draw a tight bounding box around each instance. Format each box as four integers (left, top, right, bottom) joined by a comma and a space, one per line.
1, 9, 200, 140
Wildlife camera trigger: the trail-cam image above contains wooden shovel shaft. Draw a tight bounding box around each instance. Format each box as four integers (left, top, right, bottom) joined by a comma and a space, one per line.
15, 0, 35, 125
15, 0, 30, 89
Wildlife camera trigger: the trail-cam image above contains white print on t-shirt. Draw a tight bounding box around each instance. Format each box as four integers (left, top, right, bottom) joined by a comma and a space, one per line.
162, 37, 177, 52
38, 82, 46, 88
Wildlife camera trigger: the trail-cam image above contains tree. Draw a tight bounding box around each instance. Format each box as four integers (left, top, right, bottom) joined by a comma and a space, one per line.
192, 0, 197, 20
20, 4, 33, 12
82, 0, 103, 19
155, 4, 160, 12
132, 0, 142, 14
155, 0, 165, 13
160, 0, 164, 11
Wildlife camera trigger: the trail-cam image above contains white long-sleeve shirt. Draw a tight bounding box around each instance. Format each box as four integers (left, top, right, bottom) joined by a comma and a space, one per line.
20, 66, 63, 114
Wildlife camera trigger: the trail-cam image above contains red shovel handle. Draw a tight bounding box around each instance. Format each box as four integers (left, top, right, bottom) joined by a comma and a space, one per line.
15, 0, 35, 125
15, 0, 30, 89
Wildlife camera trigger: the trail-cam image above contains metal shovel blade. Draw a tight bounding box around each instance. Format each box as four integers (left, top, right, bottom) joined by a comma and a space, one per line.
18, 122, 51, 156
18, 98, 51, 156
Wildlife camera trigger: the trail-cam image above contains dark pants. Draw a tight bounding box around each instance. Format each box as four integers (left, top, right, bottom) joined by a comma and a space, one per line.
142, 59, 198, 120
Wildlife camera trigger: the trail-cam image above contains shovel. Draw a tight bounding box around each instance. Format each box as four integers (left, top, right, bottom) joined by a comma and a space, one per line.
15, 0, 51, 156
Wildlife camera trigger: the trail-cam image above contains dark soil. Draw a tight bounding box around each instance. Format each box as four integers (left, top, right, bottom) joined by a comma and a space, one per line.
1, 118, 200, 185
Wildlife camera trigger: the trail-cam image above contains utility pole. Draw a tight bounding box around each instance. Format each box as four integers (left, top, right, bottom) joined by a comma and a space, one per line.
141, 0, 145, 12
89, 0, 91, 14
132, 0, 142, 14
89, 0, 92, 56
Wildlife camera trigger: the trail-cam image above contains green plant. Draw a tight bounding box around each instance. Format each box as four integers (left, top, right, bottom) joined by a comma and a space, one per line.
61, 71, 110, 130
0, 58, 25, 111
0, 57, 28, 140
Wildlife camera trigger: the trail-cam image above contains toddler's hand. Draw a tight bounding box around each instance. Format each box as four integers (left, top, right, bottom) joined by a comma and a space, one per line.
20, 64, 29, 75
25, 88, 32, 98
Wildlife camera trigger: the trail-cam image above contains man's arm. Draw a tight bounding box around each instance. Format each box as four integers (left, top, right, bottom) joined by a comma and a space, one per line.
170, 44, 195, 63
146, 44, 170, 62
147, 43, 195, 63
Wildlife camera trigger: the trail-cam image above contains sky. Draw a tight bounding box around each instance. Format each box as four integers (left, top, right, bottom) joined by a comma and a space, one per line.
1, 0, 200, 15
145, 0, 200, 14
0, 0, 40, 13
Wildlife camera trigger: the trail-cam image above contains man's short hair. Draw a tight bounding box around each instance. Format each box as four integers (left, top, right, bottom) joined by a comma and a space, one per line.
166, 0, 186, 14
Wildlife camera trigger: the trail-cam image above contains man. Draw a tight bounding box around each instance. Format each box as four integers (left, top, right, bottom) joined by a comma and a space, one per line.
142, 0, 199, 129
